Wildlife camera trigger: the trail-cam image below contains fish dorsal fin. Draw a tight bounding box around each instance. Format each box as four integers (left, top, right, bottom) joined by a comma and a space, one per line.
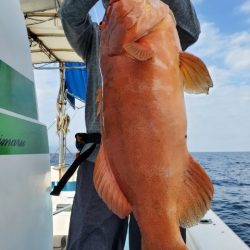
178, 155, 214, 228
94, 144, 132, 218
123, 42, 153, 61
179, 51, 213, 94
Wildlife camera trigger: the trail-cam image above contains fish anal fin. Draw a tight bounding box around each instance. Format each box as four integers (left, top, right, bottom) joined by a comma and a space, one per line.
94, 144, 132, 218
123, 42, 153, 61
178, 155, 214, 228
180, 52, 213, 94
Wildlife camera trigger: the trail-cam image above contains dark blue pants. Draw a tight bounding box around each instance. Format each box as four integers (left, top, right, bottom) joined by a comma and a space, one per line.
129, 214, 141, 250
67, 160, 128, 250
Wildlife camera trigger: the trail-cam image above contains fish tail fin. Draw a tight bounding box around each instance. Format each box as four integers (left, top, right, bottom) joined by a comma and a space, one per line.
178, 154, 214, 228
94, 144, 132, 218
179, 51, 213, 94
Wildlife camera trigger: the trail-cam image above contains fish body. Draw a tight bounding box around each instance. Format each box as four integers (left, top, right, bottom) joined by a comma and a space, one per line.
94, 1, 214, 249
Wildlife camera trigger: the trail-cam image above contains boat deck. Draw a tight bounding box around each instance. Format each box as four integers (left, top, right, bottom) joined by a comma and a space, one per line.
53, 202, 249, 250
51, 167, 249, 250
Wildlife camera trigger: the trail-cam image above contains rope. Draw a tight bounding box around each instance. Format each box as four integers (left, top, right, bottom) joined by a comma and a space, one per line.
57, 114, 70, 134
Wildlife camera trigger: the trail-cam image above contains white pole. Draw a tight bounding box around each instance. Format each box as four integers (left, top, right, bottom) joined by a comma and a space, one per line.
58, 62, 66, 178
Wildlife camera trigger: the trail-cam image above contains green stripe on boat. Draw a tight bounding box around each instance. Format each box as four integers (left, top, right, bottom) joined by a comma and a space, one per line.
0, 113, 49, 155
0, 60, 38, 119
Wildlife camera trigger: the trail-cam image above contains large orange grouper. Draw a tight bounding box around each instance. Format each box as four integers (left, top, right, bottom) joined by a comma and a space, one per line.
94, 0, 214, 249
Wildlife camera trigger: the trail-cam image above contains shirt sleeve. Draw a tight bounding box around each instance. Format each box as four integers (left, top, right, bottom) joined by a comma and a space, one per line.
164, 0, 201, 50
60, 0, 200, 56
60, 0, 99, 60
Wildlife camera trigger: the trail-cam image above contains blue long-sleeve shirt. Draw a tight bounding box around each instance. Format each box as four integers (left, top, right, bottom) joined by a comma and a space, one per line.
60, 0, 200, 161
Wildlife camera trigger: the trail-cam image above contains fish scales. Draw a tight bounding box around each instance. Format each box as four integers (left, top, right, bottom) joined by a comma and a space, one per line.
94, 0, 214, 249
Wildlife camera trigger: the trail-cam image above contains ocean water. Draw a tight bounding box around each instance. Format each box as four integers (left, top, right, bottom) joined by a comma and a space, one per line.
51, 151, 250, 246
192, 152, 250, 247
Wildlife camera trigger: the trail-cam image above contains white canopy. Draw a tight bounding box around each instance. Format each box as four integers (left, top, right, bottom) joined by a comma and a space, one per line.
20, 0, 82, 64
20, 0, 61, 13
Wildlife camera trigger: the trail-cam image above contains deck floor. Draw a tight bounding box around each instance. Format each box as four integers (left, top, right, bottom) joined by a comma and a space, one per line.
53, 235, 67, 250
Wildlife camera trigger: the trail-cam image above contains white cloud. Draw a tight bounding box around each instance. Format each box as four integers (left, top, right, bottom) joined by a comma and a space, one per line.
225, 47, 250, 71
230, 31, 250, 46
224, 32, 250, 71
207, 65, 231, 85
185, 84, 250, 152
189, 22, 250, 84
185, 21, 250, 151
239, 0, 250, 14
238, 0, 250, 23
189, 22, 227, 60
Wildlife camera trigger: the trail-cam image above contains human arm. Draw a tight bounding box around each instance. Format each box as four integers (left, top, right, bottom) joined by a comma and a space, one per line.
60, 0, 200, 57
163, 0, 201, 50
60, 0, 99, 60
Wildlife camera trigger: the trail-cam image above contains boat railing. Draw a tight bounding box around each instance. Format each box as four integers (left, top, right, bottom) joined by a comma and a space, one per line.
53, 204, 72, 216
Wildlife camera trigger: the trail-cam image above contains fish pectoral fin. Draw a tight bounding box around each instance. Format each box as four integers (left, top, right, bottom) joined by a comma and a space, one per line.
123, 42, 153, 61
93, 144, 132, 218
178, 155, 214, 228
179, 51, 213, 94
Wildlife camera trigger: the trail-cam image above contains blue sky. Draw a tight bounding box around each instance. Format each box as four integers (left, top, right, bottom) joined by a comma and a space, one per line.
185, 0, 250, 151
194, 0, 250, 34
35, 0, 250, 152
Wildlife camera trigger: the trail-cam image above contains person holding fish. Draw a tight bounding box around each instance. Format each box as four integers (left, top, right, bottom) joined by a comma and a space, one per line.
60, 0, 205, 249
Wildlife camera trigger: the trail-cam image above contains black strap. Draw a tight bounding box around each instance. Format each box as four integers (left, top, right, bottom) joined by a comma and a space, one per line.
75, 133, 101, 144
50, 143, 96, 196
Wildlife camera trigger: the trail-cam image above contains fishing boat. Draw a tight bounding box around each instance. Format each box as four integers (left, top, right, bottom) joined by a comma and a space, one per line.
0, 1, 249, 249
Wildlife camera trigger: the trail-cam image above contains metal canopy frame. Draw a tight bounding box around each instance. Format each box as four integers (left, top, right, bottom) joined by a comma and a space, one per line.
25, 9, 82, 64
21, 0, 84, 171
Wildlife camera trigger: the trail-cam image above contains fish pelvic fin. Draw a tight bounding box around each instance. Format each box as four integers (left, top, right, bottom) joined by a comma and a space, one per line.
179, 51, 213, 94
93, 144, 132, 218
123, 42, 153, 61
178, 154, 214, 228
